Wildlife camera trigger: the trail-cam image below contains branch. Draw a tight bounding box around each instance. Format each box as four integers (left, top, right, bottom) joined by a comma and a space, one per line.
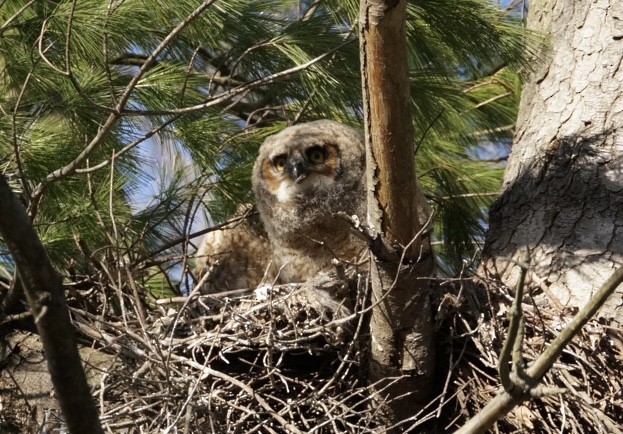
0, 176, 103, 434
455, 256, 623, 434
526, 264, 623, 380
28, 0, 219, 218
359, 0, 436, 424
117, 38, 356, 117
0, 0, 36, 32
497, 250, 529, 394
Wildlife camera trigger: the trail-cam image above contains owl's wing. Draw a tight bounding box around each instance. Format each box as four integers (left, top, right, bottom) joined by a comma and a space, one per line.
194, 206, 273, 293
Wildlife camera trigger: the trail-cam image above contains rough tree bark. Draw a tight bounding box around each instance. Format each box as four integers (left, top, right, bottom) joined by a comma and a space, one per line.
483, 0, 623, 320
0, 176, 104, 434
359, 0, 435, 425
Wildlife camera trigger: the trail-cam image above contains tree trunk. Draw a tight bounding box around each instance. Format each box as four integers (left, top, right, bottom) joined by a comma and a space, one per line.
483, 0, 623, 320
359, 0, 435, 425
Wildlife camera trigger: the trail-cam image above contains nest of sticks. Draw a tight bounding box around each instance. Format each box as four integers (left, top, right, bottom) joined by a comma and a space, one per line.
438, 275, 623, 433
67, 272, 380, 433
5, 267, 622, 433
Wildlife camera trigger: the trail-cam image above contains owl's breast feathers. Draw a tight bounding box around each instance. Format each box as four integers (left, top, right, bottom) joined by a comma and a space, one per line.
270, 222, 368, 283
194, 208, 273, 293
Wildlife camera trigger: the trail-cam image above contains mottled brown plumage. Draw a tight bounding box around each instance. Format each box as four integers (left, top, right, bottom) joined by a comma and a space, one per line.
195, 120, 367, 292
194, 205, 271, 292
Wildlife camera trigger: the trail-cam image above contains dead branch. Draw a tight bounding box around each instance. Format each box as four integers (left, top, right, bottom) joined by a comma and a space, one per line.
0, 175, 104, 434
455, 254, 623, 434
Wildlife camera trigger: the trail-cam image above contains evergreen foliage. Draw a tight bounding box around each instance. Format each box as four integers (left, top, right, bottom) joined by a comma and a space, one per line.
0, 0, 536, 289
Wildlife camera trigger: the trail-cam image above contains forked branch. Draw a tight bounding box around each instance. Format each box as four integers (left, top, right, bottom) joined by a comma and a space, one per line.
455, 252, 623, 434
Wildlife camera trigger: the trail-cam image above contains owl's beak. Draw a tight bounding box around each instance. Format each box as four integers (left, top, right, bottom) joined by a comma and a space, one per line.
287, 159, 308, 183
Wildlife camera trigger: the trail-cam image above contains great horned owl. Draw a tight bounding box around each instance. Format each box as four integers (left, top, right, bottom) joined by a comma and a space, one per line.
195, 120, 367, 292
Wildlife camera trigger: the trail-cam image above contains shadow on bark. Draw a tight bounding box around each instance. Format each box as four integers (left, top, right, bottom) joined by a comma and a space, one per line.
484, 128, 623, 316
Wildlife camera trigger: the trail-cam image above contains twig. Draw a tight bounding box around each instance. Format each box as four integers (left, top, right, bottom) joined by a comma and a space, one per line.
171, 355, 304, 434
28, 0, 219, 218
119, 38, 357, 117
498, 249, 529, 394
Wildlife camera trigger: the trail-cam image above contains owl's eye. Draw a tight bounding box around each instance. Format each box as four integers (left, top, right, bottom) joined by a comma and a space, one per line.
272, 155, 287, 172
306, 147, 326, 164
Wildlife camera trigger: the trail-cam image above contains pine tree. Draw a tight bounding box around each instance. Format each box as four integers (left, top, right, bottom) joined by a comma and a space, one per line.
0, 1, 536, 431
0, 0, 532, 289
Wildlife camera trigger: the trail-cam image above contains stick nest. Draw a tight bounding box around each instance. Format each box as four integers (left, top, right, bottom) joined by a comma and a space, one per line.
440, 276, 623, 433
6, 270, 622, 432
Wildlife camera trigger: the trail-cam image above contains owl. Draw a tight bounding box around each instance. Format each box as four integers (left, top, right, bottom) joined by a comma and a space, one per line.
195, 120, 367, 293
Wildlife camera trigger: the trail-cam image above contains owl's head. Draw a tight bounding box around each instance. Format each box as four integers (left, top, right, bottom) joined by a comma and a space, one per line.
252, 120, 365, 239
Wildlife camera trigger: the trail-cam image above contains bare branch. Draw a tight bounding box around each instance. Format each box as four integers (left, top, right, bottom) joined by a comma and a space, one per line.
456, 256, 623, 434
0, 175, 104, 434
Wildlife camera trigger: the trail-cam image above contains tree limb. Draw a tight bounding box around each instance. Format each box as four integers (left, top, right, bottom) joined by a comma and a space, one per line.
359, 0, 435, 426
0, 175, 103, 434
455, 256, 623, 434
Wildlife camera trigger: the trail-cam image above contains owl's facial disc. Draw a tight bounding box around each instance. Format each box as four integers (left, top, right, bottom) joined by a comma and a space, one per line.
261, 143, 340, 203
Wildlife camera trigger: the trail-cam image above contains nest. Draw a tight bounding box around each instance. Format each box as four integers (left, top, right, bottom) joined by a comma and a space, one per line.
3, 269, 622, 432
67, 272, 379, 433
439, 276, 623, 433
